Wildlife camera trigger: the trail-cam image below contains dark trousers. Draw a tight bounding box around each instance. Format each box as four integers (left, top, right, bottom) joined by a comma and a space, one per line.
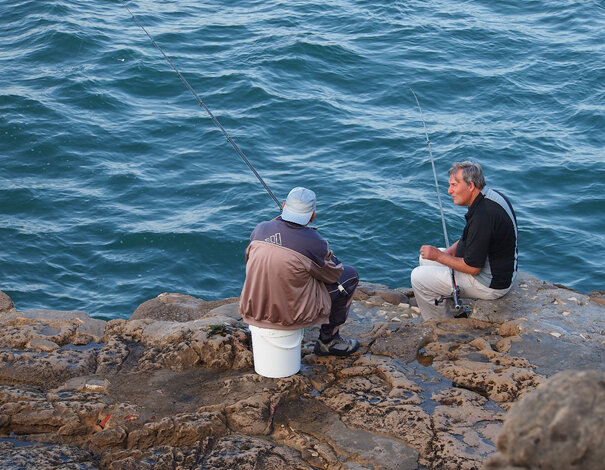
320, 265, 359, 342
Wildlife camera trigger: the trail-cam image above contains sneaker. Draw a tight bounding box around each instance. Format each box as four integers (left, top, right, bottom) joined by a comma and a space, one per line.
314, 336, 360, 357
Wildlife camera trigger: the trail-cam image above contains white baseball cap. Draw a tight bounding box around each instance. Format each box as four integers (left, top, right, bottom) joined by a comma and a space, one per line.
281, 187, 316, 225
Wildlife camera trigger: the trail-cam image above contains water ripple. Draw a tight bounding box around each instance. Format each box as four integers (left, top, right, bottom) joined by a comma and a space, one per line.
1, 0, 603, 316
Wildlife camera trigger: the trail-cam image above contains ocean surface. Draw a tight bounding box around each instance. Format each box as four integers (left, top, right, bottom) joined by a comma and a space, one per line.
1, 0, 603, 320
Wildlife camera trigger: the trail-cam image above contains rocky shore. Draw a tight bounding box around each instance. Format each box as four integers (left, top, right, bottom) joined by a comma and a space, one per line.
0, 272, 604, 469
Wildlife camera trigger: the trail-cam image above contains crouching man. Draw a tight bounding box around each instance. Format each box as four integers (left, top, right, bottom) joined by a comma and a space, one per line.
239, 187, 359, 356
411, 161, 518, 320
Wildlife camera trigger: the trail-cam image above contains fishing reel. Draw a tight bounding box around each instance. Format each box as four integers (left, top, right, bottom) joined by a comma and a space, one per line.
434, 288, 472, 318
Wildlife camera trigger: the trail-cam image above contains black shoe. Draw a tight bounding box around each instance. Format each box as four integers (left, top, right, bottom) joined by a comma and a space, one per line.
314, 336, 360, 357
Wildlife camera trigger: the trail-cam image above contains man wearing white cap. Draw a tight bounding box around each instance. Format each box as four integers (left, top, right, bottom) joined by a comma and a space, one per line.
240, 187, 360, 356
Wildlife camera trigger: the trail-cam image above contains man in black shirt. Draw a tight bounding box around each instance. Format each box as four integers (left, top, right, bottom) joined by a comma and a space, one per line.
411, 161, 518, 320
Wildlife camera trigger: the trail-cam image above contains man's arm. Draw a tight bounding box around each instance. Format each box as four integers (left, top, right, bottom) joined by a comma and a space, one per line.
309, 249, 344, 284
419, 244, 481, 275
443, 240, 458, 256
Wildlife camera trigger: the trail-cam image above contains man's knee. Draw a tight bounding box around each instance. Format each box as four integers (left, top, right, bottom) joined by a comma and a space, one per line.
410, 266, 424, 289
340, 265, 359, 289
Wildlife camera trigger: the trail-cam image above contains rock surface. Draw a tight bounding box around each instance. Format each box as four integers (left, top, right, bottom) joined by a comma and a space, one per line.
0, 272, 603, 469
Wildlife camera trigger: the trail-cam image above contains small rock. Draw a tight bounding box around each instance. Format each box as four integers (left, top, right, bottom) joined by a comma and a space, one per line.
0, 291, 15, 314
131, 293, 239, 322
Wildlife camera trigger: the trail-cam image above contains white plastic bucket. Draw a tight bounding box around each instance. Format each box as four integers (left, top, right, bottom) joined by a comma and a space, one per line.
249, 325, 304, 378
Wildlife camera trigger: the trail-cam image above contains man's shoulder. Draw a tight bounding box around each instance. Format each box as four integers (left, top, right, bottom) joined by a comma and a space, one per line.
482, 188, 514, 208
251, 218, 326, 245
252, 219, 272, 230
477, 197, 509, 220
471, 191, 517, 244
481, 188, 516, 221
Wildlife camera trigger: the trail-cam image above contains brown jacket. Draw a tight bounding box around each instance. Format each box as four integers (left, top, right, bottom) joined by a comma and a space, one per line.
239, 217, 343, 330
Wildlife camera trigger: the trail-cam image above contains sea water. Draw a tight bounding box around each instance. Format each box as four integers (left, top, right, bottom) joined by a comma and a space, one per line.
1, 0, 603, 319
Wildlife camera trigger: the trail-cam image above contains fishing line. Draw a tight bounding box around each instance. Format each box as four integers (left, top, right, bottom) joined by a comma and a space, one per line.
410, 89, 468, 316
410, 89, 449, 248
122, 2, 282, 209
123, 2, 352, 297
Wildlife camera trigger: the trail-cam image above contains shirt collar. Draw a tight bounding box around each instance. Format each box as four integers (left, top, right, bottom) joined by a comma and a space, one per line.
465, 191, 485, 220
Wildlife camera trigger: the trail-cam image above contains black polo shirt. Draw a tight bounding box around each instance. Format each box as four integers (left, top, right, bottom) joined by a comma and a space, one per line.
455, 188, 518, 289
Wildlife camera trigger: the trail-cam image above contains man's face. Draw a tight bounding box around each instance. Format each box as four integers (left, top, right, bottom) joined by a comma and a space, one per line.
448, 169, 474, 206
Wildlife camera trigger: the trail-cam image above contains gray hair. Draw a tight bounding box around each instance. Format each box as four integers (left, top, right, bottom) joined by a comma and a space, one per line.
448, 161, 486, 190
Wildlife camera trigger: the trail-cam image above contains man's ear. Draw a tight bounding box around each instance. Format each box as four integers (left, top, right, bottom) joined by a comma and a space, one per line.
309, 211, 316, 223
281, 202, 286, 211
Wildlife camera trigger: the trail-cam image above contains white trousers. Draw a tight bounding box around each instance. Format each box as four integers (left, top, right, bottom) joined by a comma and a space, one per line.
410, 254, 511, 320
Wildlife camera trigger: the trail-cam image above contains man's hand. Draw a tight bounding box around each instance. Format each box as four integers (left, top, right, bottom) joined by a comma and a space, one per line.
419, 242, 480, 276
419, 245, 442, 261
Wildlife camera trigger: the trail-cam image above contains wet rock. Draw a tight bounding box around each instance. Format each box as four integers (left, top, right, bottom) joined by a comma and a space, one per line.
305, 352, 434, 459
131, 292, 239, 322
370, 323, 436, 362
432, 388, 504, 469
273, 398, 419, 470
421, 319, 544, 407
484, 370, 605, 470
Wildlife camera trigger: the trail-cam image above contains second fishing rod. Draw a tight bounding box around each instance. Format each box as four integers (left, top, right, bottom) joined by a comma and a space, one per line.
411, 89, 470, 318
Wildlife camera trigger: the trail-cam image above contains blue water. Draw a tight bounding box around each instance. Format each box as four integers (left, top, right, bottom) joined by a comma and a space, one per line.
1, 0, 603, 320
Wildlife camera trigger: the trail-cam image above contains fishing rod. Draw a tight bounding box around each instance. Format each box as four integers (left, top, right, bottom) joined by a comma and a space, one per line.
122, 2, 281, 209
410, 89, 469, 318
123, 3, 351, 296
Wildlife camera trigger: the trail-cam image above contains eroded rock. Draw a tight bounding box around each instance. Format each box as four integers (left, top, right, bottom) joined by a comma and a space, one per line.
0, 278, 603, 469
484, 370, 605, 470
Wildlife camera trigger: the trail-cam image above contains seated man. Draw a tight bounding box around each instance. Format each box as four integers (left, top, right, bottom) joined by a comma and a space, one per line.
239, 186, 359, 356
411, 161, 518, 320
